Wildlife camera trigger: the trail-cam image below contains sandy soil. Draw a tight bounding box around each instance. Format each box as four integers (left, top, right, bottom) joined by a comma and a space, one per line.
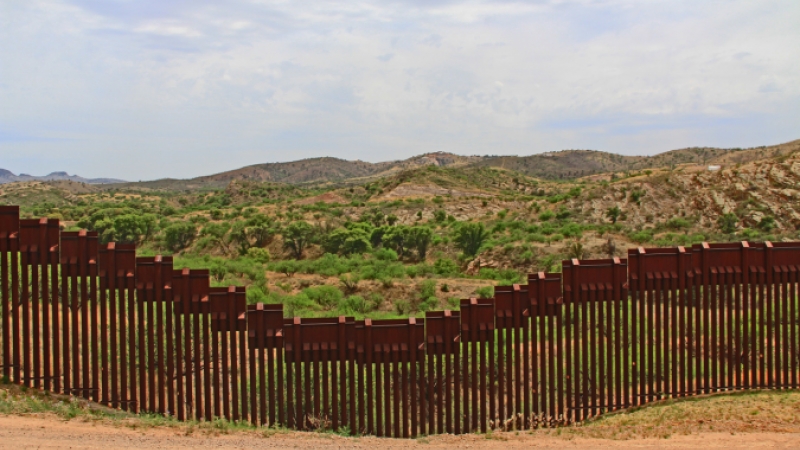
1, 415, 800, 450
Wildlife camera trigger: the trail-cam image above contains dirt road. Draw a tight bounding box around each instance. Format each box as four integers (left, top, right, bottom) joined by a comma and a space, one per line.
1, 415, 800, 450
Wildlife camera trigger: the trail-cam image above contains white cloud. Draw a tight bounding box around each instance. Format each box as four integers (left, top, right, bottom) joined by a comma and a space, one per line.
0, 0, 798, 179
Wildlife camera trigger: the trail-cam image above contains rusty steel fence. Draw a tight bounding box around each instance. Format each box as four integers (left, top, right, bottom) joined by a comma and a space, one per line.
1, 204, 799, 437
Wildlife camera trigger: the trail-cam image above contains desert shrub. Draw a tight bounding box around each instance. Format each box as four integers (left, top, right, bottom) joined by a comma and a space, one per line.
339, 295, 370, 315
560, 223, 583, 238
407, 226, 433, 260
629, 230, 654, 244
368, 293, 385, 311
208, 257, 229, 282
324, 226, 372, 255
418, 296, 439, 312
246, 285, 270, 304
740, 228, 760, 240
272, 260, 300, 277
246, 247, 271, 264
282, 221, 315, 259
555, 207, 571, 220
717, 213, 738, 234
665, 217, 691, 230
539, 211, 555, 221
303, 285, 344, 308
527, 233, 547, 243
281, 293, 317, 316
540, 223, 556, 235
433, 257, 460, 276
339, 273, 361, 293
359, 259, 406, 281
163, 222, 196, 251
475, 286, 494, 299
394, 300, 411, 315
478, 268, 522, 284
373, 247, 399, 261
519, 249, 535, 263
629, 189, 646, 205
418, 280, 437, 299
453, 222, 490, 258
758, 216, 776, 231
606, 206, 622, 224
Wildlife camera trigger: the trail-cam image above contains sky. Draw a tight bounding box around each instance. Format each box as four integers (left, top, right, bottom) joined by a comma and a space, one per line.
1, 0, 798, 181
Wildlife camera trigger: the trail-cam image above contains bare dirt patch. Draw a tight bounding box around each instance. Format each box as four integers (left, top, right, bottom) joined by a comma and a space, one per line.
1, 415, 799, 449
378, 183, 492, 200
2, 387, 800, 449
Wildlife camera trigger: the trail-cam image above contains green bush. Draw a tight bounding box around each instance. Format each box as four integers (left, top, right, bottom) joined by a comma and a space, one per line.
303, 285, 344, 308
447, 297, 460, 310
629, 230, 654, 244
373, 247, 399, 261
453, 222, 490, 258
282, 221, 315, 259
433, 257, 460, 276
339, 273, 361, 293
717, 213, 738, 234
560, 223, 583, 238
758, 216, 776, 232
538, 211, 555, 221
163, 222, 196, 251
606, 206, 622, 224
324, 227, 372, 255
394, 300, 411, 315
246, 247, 271, 264
527, 233, 547, 243
665, 217, 691, 230
282, 293, 317, 316
629, 189, 646, 205
555, 207, 571, 220
418, 296, 439, 312
475, 286, 494, 299
418, 280, 437, 299
246, 285, 270, 305
740, 228, 760, 239
339, 295, 369, 315
272, 260, 300, 277
368, 293, 385, 311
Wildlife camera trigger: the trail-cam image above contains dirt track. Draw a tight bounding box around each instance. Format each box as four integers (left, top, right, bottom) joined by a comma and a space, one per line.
2, 415, 800, 450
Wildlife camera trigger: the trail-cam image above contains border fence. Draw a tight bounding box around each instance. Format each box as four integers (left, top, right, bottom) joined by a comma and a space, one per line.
0, 204, 799, 437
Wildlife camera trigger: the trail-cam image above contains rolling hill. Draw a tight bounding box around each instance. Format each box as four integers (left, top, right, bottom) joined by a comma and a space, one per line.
0, 169, 124, 185
92, 138, 800, 191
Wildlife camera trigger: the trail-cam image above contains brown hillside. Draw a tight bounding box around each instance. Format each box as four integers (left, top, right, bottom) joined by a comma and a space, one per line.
476, 139, 800, 180
97, 139, 800, 190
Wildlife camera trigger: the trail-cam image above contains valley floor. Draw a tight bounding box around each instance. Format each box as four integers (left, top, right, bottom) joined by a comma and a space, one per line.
1, 414, 799, 450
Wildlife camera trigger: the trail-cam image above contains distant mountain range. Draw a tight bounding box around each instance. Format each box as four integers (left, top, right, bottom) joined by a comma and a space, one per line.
0, 169, 125, 185
110, 139, 800, 191
5, 138, 798, 190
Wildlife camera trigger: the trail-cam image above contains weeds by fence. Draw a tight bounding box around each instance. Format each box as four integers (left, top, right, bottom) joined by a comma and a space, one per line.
0, 205, 798, 437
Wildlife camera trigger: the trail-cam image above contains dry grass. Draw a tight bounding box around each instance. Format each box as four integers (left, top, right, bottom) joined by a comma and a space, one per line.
2, 378, 800, 441
0, 381, 271, 437
540, 390, 800, 440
